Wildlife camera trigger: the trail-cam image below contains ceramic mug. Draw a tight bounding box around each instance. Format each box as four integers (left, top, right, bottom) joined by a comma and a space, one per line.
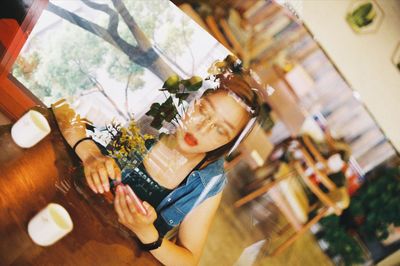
11, 110, 51, 148
27, 203, 73, 246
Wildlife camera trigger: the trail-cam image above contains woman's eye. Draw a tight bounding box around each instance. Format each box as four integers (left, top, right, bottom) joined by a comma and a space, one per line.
199, 104, 212, 117
216, 126, 228, 137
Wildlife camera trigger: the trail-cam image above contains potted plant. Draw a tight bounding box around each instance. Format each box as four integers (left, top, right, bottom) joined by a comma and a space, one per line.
348, 166, 400, 241
318, 215, 365, 266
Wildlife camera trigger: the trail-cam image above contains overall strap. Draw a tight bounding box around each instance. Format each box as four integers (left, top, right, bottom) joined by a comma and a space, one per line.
178, 155, 209, 187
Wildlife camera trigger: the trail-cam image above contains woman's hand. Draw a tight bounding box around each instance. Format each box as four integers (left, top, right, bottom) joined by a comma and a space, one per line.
114, 185, 159, 243
82, 152, 121, 194
52, 100, 121, 194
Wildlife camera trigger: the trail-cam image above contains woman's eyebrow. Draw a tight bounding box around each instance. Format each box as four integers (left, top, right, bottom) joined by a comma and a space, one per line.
204, 98, 235, 131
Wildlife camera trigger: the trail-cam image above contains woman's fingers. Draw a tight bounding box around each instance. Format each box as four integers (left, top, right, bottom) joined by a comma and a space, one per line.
125, 186, 147, 215
84, 166, 97, 193
119, 187, 135, 222
97, 164, 109, 192
125, 194, 137, 216
143, 201, 155, 215
114, 164, 122, 182
87, 175, 97, 194
142, 201, 157, 221
91, 171, 104, 193
83, 155, 122, 194
105, 159, 115, 180
125, 188, 140, 215
114, 186, 156, 229
114, 186, 125, 220
106, 158, 121, 181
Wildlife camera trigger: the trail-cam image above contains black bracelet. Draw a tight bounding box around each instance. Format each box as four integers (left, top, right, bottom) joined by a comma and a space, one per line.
138, 235, 163, 251
72, 137, 93, 153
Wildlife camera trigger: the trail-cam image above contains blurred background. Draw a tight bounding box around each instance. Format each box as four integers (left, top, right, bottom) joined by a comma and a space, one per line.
1, 0, 400, 265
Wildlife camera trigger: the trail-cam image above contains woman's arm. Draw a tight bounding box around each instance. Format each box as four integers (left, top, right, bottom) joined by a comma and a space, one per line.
114, 184, 222, 266
151, 192, 222, 266
52, 100, 121, 193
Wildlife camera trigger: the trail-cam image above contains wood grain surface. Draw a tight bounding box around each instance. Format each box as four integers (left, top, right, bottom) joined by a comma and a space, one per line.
0, 107, 159, 265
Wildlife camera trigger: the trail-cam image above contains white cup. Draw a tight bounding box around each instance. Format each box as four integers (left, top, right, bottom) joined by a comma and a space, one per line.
11, 110, 51, 148
27, 203, 73, 246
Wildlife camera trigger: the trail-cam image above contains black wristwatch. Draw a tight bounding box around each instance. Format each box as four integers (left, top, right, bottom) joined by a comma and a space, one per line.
138, 235, 163, 251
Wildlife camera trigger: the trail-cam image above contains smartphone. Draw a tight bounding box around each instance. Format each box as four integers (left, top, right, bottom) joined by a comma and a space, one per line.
125, 185, 148, 215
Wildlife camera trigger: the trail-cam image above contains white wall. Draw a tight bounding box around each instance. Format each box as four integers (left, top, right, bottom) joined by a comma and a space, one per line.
292, 0, 400, 151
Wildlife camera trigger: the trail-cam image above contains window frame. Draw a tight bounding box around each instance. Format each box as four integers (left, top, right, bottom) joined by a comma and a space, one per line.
0, 0, 48, 121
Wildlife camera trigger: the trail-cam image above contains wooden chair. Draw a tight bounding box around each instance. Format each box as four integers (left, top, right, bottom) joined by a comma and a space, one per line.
274, 140, 351, 255
234, 138, 350, 256
301, 134, 328, 168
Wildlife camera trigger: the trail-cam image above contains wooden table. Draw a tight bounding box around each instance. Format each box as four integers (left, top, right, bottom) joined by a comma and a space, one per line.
0, 108, 159, 265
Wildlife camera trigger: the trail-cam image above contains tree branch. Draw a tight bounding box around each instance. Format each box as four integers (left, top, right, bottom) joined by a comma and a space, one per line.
47, 1, 175, 81
153, 44, 190, 77
47, 2, 140, 67
124, 73, 133, 120
110, 0, 152, 53
110, 0, 175, 80
81, 0, 119, 33
72, 59, 129, 121
181, 19, 195, 75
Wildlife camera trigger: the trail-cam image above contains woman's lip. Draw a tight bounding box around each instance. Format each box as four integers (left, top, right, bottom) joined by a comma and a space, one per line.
184, 133, 198, 146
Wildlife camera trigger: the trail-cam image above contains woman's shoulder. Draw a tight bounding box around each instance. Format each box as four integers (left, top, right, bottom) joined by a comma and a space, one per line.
195, 157, 226, 186
199, 157, 225, 173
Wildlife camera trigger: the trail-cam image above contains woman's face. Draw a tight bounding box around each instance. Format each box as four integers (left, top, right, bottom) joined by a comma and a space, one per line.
175, 90, 250, 154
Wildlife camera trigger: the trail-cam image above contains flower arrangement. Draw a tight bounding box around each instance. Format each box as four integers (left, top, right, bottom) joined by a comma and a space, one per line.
105, 55, 270, 163
100, 73, 204, 168
105, 119, 154, 162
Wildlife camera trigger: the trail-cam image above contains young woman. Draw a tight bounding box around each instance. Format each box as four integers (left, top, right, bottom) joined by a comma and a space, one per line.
56, 55, 264, 265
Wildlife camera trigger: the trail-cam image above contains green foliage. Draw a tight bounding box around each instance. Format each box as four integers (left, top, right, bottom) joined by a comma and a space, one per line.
107, 53, 145, 90
146, 75, 203, 129
115, 0, 194, 63
146, 97, 178, 129
13, 24, 108, 102
320, 215, 364, 266
347, 2, 376, 28
349, 167, 400, 240
181, 76, 203, 91
121, 0, 172, 40
13, 0, 195, 108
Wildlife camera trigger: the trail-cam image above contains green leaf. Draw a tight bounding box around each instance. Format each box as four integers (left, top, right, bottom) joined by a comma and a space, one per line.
159, 97, 174, 113
146, 96, 180, 130
150, 117, 163, 130
145, 102, 161, 117
351, 3, 372, 18
351, 3, 373, 27
175, 92, 190, 100
164, 106, 178, 122
165, 96, 173, 105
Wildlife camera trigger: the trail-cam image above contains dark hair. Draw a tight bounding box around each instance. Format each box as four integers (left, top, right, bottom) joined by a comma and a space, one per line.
201, 55, 264, 165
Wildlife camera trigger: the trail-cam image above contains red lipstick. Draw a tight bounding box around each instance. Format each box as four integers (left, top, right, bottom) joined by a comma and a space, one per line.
184, 133, 198, 146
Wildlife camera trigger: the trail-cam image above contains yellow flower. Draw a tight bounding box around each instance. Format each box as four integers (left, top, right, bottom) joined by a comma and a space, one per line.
108, 118, 154, 159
